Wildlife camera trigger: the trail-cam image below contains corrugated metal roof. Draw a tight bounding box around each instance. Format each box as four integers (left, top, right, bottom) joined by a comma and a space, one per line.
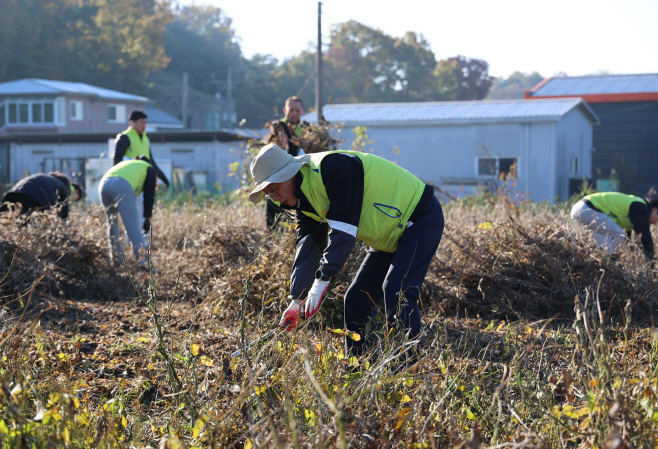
145, 105, 182, 126
0, 78, 148, 101
530, 74, 658, 97
303, 98, 598, 125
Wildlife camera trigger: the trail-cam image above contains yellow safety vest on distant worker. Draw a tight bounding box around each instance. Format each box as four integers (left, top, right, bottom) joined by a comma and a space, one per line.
281, 118, 304, 136
102, 160, 151, 196
585, 192, 647, 231
121, 128, 151, 160
299, 151, 426, 253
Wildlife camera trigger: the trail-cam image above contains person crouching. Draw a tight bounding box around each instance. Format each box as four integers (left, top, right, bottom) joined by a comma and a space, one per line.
99, 155, 161, 266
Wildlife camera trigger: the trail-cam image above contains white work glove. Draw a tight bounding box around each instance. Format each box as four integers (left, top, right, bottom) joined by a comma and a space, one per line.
280, 300, 302, 331
304, 279, 330, 318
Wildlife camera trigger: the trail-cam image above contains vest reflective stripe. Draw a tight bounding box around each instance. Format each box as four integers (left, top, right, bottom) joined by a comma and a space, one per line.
121, 128, 150, 159
299, 151, 426, 252
585, 192, 645, 231
102, 160, 151, 196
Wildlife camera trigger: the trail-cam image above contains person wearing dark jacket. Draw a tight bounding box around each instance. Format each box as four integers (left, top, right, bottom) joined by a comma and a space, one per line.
112, 110, 170, 187
249, 144, 444, 359
0, 172, 82, 219
571, 192, 658, 259
99, 156, 161, 265
263, 96, 309, 230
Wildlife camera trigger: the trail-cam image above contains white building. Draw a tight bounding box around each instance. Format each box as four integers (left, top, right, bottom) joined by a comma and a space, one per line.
303, 98, 599, 202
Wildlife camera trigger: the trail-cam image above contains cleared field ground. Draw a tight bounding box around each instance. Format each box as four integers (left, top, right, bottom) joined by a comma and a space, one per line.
1, 198, 657, 448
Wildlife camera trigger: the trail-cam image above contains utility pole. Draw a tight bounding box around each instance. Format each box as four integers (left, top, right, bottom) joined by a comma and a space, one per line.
315, 2, 323, 124
182, 72, 189, 129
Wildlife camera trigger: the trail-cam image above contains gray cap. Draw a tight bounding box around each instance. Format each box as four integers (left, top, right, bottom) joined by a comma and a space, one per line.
248, 144, 311, 204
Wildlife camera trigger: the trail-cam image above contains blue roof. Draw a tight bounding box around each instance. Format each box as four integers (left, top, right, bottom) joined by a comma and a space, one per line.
303, 98, 599, 125
145, 105, 182, 126
530, 74, 658, 97
0, 78, 148, 102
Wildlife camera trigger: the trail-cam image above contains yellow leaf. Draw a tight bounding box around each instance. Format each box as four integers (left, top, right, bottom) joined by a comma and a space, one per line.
466, 408, 475, 420
244, 439, 253, 449
497, 323, 504, 331
562, 405, 590, 418
148, 363, 154, 370
199, 356, 214, 366
401, 394, 412, 403
395, 408, 411, 432
136, 337, 149, 343
525, 326, 532, 336
404, 378, 413, 387
121, 416, 128, 427
478, 221, 492, 230
191, 344, 200, 356
192, 418, 205, 439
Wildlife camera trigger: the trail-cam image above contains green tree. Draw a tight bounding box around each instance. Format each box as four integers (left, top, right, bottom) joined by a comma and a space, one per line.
486, 71, 544, 99
326, 21, 437, 103
433, 55, 492, 101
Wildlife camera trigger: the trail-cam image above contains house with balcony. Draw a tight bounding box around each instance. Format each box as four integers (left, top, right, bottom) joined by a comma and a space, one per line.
0, 78, 147, 135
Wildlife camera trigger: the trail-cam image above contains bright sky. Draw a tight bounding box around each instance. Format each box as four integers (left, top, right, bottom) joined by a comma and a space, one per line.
179, 0, 658, 78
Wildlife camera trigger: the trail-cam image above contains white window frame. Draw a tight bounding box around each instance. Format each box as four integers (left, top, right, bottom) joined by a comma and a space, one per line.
70, 100, 83, 121
476, 156, 519, 179
107, 104, 127, 123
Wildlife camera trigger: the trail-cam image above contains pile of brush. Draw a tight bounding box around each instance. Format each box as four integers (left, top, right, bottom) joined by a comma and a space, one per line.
1, 198, 656, 326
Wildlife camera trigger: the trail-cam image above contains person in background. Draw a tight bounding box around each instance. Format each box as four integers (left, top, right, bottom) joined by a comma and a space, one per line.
571, 191, 658, 259
249, 144, 444, 363
99, 156, 163, 266
264, 96, 309, 230
113, 110, 170, 187
0, 172, 82, 219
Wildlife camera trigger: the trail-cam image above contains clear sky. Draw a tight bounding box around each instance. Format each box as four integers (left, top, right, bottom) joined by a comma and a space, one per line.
178, 0, 658, 79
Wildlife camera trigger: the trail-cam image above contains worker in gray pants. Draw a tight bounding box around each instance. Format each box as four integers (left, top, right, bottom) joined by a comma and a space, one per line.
99, 157, 159, 265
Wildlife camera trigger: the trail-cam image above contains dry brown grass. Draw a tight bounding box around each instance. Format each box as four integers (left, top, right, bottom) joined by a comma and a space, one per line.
0, 198, 657, 447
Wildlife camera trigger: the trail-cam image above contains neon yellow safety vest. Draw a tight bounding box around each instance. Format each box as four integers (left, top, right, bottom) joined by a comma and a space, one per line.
121, 128, 151, 159
299, 151, 426, 253
585, 192, 646, 231
102, 160, 151, 196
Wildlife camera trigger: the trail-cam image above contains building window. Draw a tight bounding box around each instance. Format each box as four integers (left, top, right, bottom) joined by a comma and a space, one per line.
570, 155, 579, 176
70, 100, 83, 121
204, 112, 221, 130
19, 104, 29, 123
32, 103, 42, 123
108, 104, 126, 123
478, 158, 496, 176
44, 103, 54, 123
8, 104, 16, 123
477, 157, 518, 179
1, 99, 58, 126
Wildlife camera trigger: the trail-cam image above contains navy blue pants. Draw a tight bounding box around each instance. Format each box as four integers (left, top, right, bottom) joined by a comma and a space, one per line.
344, 195, 444, 355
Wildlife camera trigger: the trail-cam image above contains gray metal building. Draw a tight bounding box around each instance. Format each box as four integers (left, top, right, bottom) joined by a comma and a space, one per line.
303, 99, 599, 203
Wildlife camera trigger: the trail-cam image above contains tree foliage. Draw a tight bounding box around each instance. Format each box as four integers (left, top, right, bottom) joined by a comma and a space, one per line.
0, 0, 172, 93
0, 2, 497, 127
487, 71, 545, 99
